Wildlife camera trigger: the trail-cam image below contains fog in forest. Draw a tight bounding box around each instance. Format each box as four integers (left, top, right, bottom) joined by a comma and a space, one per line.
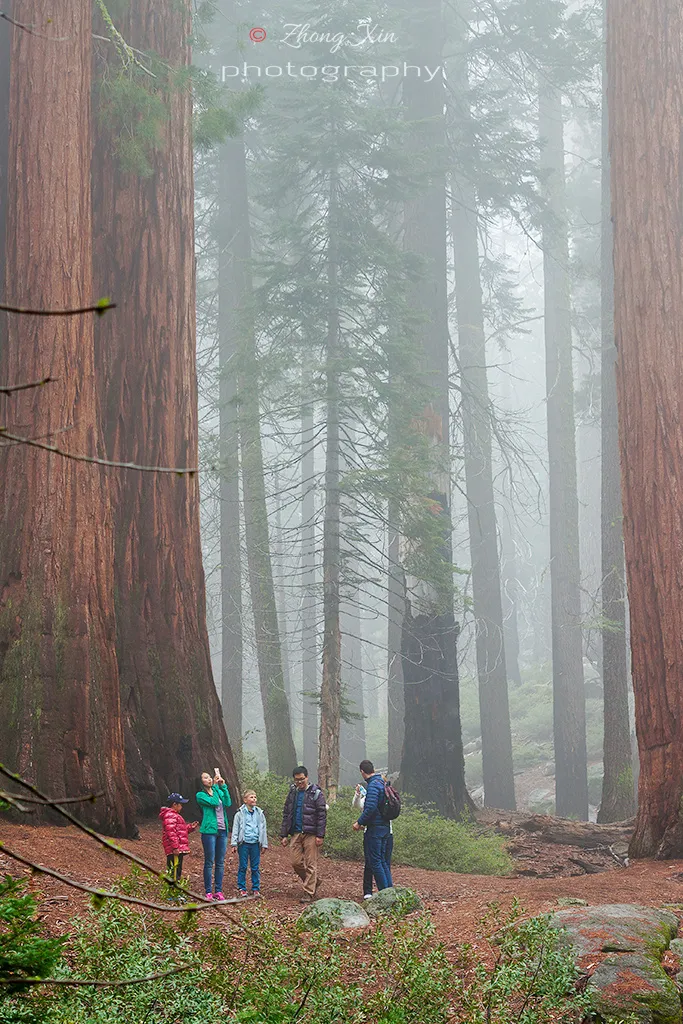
9, 0, 679, 848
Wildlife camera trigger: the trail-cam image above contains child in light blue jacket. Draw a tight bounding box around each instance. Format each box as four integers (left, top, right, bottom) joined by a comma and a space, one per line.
230, 790, 268, 896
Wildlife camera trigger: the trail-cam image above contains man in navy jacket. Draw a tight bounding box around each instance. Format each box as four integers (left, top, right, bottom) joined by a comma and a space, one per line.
353, 759, 393, 891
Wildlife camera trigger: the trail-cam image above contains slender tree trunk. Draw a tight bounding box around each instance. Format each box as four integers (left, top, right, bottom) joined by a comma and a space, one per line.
608, 0, 683, 857
217, 143, 243, 758
228, 157, 297, 780
400, 0, 470, 818
91, 0, 238, 811
318, 169, 342, 802
0, 0, 9, 348
301, 379, 318, 775
273, 469, 293, 707
0, 1, 135, 834
501, 531, 523, 687
452, 177, 516, 810
387, 522, 405, 774
539, 84, 588, 820
339, 427, 366, 782
597, 32, 634, 824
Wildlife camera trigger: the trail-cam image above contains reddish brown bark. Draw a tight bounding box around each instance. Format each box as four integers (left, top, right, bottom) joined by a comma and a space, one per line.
608, 0, 683, 857
91, 1, 237, 812
0, 1, 134, 834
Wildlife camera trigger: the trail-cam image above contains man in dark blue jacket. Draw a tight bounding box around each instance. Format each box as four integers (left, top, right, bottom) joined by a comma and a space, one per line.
353, 759, 393, 891
280, 766, 327, 902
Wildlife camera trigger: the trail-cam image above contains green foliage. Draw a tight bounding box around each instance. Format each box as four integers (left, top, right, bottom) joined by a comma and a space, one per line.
453, 901, 589, 1024
239, 759, 511, 875
0, 876, 65, 1023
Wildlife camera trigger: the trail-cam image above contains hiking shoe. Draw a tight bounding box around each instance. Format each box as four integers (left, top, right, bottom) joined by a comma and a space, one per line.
363, 894, 373, 900
238, 890, 248, 898
205, 893, 214, 901
214, 892, 226, 901
300, 894, 314, 904
251, 890, 262, 898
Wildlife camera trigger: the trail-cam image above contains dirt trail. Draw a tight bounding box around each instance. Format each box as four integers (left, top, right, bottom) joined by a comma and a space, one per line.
2, 820, 683, 950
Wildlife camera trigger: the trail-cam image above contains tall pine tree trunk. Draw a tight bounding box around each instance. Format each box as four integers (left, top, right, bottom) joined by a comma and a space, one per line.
539, 84, 588, 820
0, 1, 134, 834
217, 143, 243, 757
91, 0, 237, 811
273, 469, 293, 707
301, 382, 318, 773
318, 169, 342, 802
339, 428, 366, 782
400, 0, 470, 818
227, 145, 297, 780
452, 174, 516, 811
387, 521, 405, 774
608, 0, 683, 857
597, 35, 634, 823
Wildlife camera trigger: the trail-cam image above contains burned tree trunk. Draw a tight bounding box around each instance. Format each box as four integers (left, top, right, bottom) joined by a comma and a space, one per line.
598, 39, 634, 824
608, 0, 683, 858
0, 1, 134, 834
539, 83, 588, 821
400, 0, 470, 818
91, 0, 237, 811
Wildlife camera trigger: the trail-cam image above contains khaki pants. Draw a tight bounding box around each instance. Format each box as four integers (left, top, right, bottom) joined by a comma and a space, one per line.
289, 833, 319, 896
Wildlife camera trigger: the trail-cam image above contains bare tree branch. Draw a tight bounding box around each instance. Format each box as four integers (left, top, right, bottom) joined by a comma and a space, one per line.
0, 789, 103, 805
0, 377, 54, 395
0, 763, 239, 919
0, 430, 198, 476
0, 842, 246, 912
0, 300, 115, 316
0, 11, 68, 40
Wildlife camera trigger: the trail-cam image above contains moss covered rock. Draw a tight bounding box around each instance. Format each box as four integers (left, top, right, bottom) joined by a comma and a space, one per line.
549, 904, 679, 957
297, 898, 370, 932
588, 952, 682, 1024
364, 886, 423, 919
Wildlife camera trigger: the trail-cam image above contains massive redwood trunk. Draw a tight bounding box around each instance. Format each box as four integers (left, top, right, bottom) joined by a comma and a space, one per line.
608, 0, 683, 857
0, 1, 134, 834
91, 0, 237, 811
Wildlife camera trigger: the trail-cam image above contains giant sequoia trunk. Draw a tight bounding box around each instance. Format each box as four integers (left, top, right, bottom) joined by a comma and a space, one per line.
318, 170, 343, 802
217, 143, 243, 756
598, 40, 634, 824
608, 0, 683, 857
539, 84, 588, 821
0, 1, 134, 834
91, 0, 237, 811
400, 0, 470, 818
452, 176, 516, 811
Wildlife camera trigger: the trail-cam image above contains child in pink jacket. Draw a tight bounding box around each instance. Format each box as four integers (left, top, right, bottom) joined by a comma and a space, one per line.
159, 793, 199, 889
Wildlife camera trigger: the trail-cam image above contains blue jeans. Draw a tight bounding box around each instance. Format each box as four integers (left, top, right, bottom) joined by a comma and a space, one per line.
202, 830, 228, 894
237, 842, 261, 892
365, 825, 392, 890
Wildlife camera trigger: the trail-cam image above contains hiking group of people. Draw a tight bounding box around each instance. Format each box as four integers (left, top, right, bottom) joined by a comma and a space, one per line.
158, 760, 398, 902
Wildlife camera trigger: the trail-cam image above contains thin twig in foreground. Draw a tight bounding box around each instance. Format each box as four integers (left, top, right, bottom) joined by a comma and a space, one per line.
0, 11, 68, 40
0, 790, 103, 805
0, 763, 239, 920
0, 431, 198, 475
0, 377, 54, 395
0, 966, 191, 988
0, 301, 115, 316
0, 842, 245, 913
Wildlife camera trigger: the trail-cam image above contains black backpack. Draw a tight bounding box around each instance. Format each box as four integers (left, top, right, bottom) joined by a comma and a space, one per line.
381, 781, 401, 821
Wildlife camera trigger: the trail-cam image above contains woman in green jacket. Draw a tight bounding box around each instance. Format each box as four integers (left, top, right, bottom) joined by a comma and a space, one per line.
196, 770, 232, 900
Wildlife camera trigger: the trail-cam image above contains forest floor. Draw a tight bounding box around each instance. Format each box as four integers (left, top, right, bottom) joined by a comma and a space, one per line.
3, 818, 683, 954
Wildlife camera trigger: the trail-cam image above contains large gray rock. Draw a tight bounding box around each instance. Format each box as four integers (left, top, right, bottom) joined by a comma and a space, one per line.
549, 904, 679, 957
364, 886, 422, 920
297, 898, 370, 932
588, 953, 682, 1024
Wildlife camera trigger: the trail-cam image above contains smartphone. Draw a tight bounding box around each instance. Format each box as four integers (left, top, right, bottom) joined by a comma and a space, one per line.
214, 768, 220, 778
